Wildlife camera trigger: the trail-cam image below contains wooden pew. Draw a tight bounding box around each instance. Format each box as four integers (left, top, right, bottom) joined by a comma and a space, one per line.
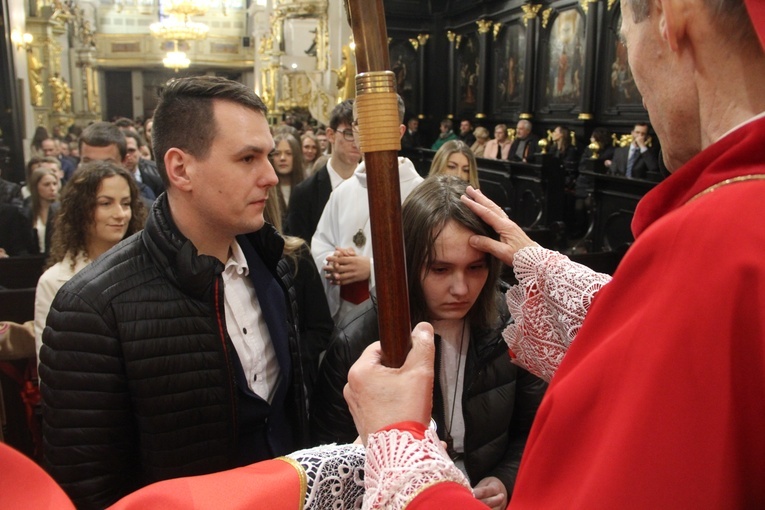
0, 288, 37, 324
399, 147, 435, 177
580, 171, 658, 252
0, 255, 46, 290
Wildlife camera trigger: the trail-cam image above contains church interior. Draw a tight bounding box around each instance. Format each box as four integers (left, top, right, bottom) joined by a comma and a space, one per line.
1, 0, 660, 461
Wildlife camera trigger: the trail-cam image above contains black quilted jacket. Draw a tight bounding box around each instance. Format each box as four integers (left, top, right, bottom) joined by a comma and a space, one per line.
310, 297, 547, 496
39, 194, 309, 509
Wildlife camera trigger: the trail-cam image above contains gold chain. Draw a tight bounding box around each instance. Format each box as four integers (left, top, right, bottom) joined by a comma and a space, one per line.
688, 174, 765, 203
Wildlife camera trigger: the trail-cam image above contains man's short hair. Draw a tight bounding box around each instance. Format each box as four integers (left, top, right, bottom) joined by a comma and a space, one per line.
329, 99, 354, 131
634, 122, 650, 130
123, 130, 146, 148
79, 122, 127, 160
152, 76, 268, 186
40, 156, 62, 170
113, 117, 136, 129
440, 119, 453, 130
517, 119, 532, 130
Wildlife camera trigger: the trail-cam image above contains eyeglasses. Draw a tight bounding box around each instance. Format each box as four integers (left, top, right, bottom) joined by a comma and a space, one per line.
337, 128, 356, 142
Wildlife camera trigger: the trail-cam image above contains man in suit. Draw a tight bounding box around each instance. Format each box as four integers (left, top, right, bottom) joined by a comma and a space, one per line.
458, 119, 476, 146
123, 130, 166, 198
508, 119, 540, 163
607, 123, 660, 180
483, 124, 513, 160
40, 138, 76, 183
401, 117, 421, 149
285, 100, 360, 244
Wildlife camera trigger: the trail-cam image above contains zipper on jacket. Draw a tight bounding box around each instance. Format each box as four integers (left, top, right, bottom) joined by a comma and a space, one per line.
213, 277, 238, 438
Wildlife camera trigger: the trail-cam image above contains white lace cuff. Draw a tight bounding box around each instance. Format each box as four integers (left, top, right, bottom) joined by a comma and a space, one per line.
287, 443, 366, 509
504, 246, 612, 382
363, 428, 471, 510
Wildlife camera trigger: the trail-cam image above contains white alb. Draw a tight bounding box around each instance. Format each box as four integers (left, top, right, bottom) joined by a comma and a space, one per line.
503, 246, 612, 382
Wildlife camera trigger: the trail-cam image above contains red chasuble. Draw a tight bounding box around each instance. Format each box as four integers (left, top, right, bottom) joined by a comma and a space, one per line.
109, 457, 306, 509
506, 116, 765, 508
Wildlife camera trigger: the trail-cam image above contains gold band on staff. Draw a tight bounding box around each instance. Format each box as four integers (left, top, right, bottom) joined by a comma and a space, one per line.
355, 71, 401, 153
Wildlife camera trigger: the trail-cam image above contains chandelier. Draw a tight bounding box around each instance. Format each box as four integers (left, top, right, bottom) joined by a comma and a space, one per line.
163, 41, 191, 71
163, 0, 210, 17
150, 0, 210, 42
150, 16, 209, 41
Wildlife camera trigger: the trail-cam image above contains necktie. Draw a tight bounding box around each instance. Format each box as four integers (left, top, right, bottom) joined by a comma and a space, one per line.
496, 143, 503, 159
626, 147, 639, 178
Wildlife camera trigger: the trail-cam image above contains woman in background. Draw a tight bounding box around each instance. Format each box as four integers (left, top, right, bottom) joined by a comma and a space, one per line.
34, 161, 146, 362
549, 125, 578, 164
24, 167, 60, 255
301, 133, 320, 176
30, 126, 50, 158
471, 126, 490, 158
428, 140, 480, 189
270, 133, 305, 219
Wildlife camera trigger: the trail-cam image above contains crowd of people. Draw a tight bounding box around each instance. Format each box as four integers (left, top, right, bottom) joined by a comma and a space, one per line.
2, 0, 764, 506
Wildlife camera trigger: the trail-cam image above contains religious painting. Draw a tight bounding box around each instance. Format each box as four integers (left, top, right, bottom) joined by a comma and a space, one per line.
543, 8, 585, 108
493, 22, 526, 111
390, 39, 419, 118
607, 11, 642, 107
456, 32, 480, 114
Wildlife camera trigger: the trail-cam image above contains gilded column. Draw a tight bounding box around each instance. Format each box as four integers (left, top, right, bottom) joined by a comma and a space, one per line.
447, 31, 459, 116
475, 19, 492, 117
520, 4, 543, 119
578, 0, 601, 120
410, 33, 429, 118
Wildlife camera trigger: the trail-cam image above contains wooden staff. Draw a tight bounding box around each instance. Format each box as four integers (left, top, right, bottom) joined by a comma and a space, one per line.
345, 0, 411, 367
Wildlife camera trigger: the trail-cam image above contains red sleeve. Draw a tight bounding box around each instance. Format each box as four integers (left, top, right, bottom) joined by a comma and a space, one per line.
379, 420, 427, 438
408, 482, 489, 510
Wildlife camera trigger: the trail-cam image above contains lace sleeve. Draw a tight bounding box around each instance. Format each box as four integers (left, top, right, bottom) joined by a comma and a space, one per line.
287, 443, 366, 509
503, 246, 612, 382
363, 428, 471, 510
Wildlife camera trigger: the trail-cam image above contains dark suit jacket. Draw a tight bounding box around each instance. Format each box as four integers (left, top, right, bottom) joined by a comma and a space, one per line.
401, 130, 421, 149
138, 159, 166, 197
508, 134, 541, 162
0, 203, 33, 256
285, 165, 332, 245
610, 145, 659, 180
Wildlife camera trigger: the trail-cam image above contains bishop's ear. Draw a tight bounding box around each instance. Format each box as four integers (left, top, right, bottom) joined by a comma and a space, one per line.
658, 0, 689, 52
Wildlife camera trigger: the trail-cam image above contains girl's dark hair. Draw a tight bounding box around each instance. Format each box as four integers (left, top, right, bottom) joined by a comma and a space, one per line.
402, 175, 501, 329
591, 127, 610, 148
554, 125, 571, 151
48, 161, 147, 268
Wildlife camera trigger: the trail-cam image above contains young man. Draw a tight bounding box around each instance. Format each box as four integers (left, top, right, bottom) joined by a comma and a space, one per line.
40, 77, 309, 508
79, 121, 127, 165
285, 99, 361, 244
310, 95, 423, 326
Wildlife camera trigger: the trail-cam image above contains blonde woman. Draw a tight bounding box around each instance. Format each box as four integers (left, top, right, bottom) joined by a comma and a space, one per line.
428, 140, 480, 189
471, 126, 491, 158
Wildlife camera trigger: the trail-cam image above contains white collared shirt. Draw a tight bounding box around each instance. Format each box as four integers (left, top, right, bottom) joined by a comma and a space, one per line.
222, 240, 279, 401
326, 159, 350, 191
